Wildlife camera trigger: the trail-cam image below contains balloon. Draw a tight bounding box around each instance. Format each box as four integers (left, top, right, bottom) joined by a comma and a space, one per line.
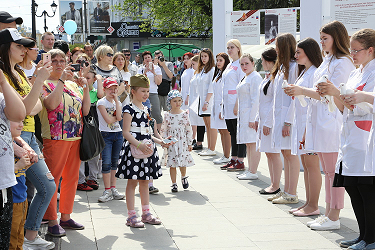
64, 20, 77, 35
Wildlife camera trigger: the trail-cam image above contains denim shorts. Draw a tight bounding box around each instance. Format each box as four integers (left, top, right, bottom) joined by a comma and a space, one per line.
101, 131, 123, 173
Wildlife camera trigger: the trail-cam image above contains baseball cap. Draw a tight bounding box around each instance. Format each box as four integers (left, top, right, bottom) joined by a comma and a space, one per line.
103, 77, 118, 88
0, 28, 34, 46
0, 11, 23, 24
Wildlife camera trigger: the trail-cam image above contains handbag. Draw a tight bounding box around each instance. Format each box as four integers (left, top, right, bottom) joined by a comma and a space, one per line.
79, 114, 105, 161
130, 139, 153, 159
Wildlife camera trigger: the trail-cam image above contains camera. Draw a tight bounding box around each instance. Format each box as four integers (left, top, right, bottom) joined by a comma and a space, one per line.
158, 56, 165, 62
79, 60, 89, 68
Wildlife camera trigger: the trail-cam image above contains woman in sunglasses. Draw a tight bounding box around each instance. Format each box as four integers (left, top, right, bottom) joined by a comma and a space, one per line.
93, 45, 123, 88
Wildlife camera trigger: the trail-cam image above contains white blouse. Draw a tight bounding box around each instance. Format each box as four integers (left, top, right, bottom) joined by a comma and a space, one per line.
196, 67, 215, 115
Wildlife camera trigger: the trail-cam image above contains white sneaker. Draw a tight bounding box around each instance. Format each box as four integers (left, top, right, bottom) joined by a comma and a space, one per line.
199, 149, 216, 156
307, 215, 326, 227
237, 171, 258, 180
23, 235, 55, 250
237, 170, 250, 176
111, 188, 125, 200
213, 156, 230, 164
98, 190, 113, 202
310, 217, 340, 230
198, 149, 207, 156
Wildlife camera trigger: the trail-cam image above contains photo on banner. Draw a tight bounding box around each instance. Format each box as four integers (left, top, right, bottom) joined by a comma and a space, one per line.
265, 8, 297, 45
88, 0, 111, 34
231, 10, 260, 45
60, 0, 83, 33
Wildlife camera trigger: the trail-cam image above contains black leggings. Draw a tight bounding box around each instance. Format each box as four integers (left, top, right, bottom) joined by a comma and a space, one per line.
345, 184, 375, 244
0, 187, 12, 250
225, 119, 246, 158
197, 126, 205, 143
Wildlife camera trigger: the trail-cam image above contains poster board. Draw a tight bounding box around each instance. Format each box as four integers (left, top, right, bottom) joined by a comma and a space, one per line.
59, 0, 83, 33
265, 8, 297, 45
88, 0, 111, 34
230, 10, 260, 45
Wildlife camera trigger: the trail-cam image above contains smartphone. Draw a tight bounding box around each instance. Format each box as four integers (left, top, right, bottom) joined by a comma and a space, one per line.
71, 64, 81, 72
162, 138, 178, 144
148, 62, 153, 70
42, 53, 51, 64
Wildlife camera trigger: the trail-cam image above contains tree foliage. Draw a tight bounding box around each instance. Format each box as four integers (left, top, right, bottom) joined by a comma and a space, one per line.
112, 0, 300, 37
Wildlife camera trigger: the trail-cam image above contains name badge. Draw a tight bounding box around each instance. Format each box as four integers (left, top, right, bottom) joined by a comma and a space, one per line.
228, 90, 237, 94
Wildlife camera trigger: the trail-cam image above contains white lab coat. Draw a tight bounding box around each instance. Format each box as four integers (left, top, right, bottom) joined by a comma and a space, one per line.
290, 66, 317, 155
236, 71, 262, 144
305, 55, 355, 153
337, 59, 375, 176
196, 67, 215, 115
188, 73, 205, 126
222, 59, 246, 120
211, 74, 227, 129
271, 61, 298, 150
256, 75, 280, 153
181, 68, 194, 110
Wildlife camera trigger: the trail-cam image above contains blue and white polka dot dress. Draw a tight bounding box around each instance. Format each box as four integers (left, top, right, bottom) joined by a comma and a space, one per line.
116, 104, 162, 180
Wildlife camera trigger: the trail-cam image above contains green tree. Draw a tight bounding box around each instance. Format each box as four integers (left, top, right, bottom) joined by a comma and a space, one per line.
113, 0, 212, 37
113, 0, 300, 37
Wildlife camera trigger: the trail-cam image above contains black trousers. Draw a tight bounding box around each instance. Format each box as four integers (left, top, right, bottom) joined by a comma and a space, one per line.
197, 126, 205, 143
225, 119, 246, 158
345, 184, 375, 244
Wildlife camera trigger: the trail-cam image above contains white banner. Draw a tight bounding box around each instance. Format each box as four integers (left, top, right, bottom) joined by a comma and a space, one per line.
330, 0, 375, 35
265, 8, 297, 45
230, 10, 260, 45
59, 0, 83, 33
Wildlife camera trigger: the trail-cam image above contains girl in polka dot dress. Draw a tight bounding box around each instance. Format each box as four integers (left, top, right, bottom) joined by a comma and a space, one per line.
116, 74, 168, 228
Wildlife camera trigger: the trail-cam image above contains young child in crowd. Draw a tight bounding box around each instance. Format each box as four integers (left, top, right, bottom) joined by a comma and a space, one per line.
77, 69, 104, 191
161, 90, 194, 192
97, 77, 125, 202
235, 53, 262, 180
0, 69, 27, 249
116, 74, 166, 228
10, 120, 45, 250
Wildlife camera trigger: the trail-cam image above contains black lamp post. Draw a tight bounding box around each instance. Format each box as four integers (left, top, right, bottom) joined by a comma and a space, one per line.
31, 0, 58, 39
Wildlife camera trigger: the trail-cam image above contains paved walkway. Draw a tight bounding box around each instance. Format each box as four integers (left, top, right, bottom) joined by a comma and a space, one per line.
45, 138, 359, 249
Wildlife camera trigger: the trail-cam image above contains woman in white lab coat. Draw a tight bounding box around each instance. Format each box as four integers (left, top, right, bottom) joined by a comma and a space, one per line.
187, 55, 205, 149
196, 48, 216, 156
322, 29, 375, 248
220, 39, 246, 171
284, 38, 322, 217
181, 52, 194, 111
211, 52, 231, 164
285, 21, 355, 231
257, 48, 283, 195
236, 53, 262, 180
267, 33, 300, 205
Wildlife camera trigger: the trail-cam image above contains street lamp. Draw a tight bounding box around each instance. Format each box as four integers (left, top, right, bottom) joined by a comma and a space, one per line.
31, 0, 58, 39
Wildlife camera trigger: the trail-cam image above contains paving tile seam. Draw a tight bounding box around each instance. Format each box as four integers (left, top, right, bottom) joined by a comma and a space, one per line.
85, 191, 99, 250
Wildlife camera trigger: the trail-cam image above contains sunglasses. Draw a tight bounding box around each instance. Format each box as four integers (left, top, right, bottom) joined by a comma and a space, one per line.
124, 54, 131, 56
107, 53, 113, 57
77, 59, 89, 67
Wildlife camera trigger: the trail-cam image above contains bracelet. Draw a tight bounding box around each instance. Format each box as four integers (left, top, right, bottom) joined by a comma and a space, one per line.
58, 79, 64, 84
284, 122, 292, 127
32, 73, 37, 78
136, 142, 142, 148
204, 101, 209, 105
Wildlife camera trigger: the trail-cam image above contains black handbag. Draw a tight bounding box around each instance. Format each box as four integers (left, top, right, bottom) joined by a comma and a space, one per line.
79, 112, 105, 161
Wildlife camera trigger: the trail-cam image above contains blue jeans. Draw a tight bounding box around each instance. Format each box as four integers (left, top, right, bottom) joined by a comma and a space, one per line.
21, 131, 56, 231
101, 131, 123, 173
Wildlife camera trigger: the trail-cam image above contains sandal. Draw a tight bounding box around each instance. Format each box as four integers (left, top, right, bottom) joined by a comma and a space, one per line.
126, 215, 144, 228
141, 213, 162, 225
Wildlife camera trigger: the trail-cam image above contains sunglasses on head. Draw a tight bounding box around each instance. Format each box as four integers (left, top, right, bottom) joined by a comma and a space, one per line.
107, 53, 113, 57
28, 48, 39, 51
76, 59, 89, 67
